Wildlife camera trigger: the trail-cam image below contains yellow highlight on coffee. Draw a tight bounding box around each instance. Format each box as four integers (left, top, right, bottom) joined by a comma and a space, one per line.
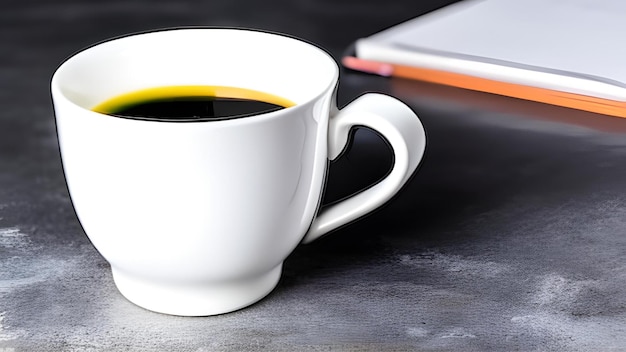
92, 85, 296, 119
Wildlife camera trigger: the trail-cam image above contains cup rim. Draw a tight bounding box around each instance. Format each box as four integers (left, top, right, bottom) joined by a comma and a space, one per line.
50, 26, 339, 123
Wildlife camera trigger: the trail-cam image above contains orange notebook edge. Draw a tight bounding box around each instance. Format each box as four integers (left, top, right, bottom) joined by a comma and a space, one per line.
341, 55, 626, 119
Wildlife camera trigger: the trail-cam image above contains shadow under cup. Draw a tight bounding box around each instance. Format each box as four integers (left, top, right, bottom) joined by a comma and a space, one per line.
51, 28, 340, 316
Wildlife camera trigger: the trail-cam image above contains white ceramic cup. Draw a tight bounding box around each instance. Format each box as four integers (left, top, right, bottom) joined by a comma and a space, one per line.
51, 28, 426, 316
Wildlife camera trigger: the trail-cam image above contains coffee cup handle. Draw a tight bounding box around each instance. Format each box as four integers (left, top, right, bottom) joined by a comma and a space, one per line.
302, 93, 426, 243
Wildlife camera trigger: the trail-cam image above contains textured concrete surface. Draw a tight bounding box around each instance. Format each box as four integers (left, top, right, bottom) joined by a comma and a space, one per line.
2, 0, 626, 351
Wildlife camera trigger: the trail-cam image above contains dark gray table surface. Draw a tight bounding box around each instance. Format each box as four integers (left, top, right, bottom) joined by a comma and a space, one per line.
2, 0, 626, 351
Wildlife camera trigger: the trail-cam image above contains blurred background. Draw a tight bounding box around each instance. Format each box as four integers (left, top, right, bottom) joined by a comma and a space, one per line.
3, 1, 626, 351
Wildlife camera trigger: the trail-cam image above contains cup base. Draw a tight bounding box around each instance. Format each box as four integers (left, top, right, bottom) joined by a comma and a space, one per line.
111, 264, 282, 316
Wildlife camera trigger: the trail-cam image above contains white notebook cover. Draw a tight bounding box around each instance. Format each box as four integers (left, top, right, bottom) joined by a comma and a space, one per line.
354, 0, 626, 102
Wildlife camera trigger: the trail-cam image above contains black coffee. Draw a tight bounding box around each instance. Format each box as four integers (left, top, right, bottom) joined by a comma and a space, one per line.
92, 85, 295, 120
111, 96, 287, 120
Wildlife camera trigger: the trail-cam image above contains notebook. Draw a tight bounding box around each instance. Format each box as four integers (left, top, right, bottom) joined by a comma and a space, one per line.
343, 0, 626, 118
